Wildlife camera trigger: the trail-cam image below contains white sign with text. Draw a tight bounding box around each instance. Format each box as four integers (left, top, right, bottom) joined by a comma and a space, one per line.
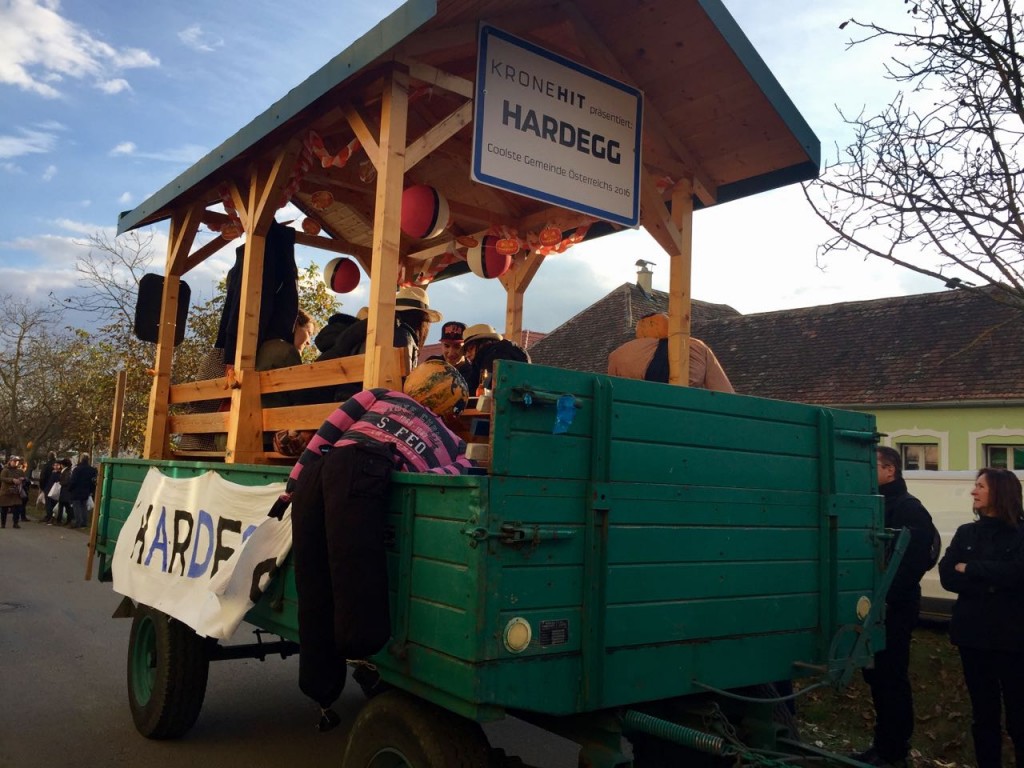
472, 24, 643, 227
112, 468, 292, 639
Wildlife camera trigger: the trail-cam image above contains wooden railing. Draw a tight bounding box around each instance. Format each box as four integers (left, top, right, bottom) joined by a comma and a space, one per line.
166, 351, 406, 463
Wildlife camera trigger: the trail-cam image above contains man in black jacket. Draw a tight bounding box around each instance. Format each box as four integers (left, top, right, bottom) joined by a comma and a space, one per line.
853, 445, 938, 768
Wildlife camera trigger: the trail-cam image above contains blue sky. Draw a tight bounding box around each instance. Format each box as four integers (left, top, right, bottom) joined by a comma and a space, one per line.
0, 0, 939, 340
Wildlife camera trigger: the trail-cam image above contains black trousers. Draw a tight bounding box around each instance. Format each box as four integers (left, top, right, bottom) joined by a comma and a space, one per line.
290, 442, 393, 709
960, 646, 1024, 768
862, 599, 917, 760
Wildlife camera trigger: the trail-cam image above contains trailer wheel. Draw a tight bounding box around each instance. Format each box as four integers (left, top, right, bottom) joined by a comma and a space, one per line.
342, 690, 490, 768
127, 605, 210, 739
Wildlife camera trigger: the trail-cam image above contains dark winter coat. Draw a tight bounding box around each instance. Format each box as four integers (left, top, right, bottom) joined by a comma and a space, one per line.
312, 312, 359, 357
67, 459, 97, 502
215, 222, 298, 365
314, 317, 420, 402
466, 339, 530, 393
939, 515, 1024, 652
40, 461, 60, 493
881, 478, 937, 604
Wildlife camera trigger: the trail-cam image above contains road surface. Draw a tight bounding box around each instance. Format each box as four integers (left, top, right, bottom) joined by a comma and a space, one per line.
0, 513, 582, 767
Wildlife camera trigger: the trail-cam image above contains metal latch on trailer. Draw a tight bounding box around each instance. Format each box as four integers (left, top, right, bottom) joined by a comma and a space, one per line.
460, 522, 577, 548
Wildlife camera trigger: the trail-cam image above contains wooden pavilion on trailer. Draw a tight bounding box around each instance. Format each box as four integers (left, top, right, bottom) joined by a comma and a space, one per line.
116, 0, 820, 465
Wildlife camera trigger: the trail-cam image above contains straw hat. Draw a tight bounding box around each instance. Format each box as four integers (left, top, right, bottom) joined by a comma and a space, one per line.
395, 286, 442, 323
462, 323, 503, 343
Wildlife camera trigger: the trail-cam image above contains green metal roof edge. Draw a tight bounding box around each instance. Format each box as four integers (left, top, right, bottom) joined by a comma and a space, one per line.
116, 0, 438, 235
697, 0, 822, 175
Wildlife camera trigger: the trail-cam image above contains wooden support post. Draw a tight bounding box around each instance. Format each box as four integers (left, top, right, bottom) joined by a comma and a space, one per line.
667, 179, 694, 387
86, 367, 127, 581
364, 69, 409, 391
500, 251, 545, 342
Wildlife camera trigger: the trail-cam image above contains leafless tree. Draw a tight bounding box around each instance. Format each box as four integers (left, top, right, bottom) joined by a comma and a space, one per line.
0, 295, 67, 459
67, 229, 156, 325
804, 0, 1024, 310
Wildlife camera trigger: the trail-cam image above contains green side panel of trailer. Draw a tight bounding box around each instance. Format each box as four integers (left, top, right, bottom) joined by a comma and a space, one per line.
96, 362, 886, 722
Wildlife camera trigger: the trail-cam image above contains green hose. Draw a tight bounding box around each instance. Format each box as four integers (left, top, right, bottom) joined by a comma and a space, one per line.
621, 709, 731, 756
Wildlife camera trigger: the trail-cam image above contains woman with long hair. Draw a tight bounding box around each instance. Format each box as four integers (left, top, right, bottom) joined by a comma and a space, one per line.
939, 468, 1024, 768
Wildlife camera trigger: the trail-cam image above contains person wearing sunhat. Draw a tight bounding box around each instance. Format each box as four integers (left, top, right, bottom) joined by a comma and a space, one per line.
461, 323, 531, 394
316, 286, 442, 401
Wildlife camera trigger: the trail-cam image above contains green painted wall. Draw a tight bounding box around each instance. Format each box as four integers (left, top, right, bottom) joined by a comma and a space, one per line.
852, 404, 1024, 470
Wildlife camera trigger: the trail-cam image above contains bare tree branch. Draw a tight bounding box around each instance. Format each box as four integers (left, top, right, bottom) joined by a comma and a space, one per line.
808, 0, 1024, 310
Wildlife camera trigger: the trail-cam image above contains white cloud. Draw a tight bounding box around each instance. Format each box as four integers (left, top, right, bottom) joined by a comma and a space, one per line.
41, 164, 56, 180
0, 125, 58, 159
96, 77, 130, 94
134, 144, 209, 164
54, 218, 105, 235
178, 24, 224, 53
2, 162, 24, 174
0, 0, 159, 98
117, 191, 132, 204
110, 141, 136, 156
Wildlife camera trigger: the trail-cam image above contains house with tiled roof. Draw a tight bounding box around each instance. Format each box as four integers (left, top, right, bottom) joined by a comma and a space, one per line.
530, 281, 1024, 472
530, 281, 740, 375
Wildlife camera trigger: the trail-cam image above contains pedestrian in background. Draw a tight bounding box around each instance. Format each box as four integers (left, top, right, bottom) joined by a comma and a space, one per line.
55, 458, 73, 526
852, 446, 939, 768
939, 468, 1024, 768
16, 456, 30, 523
40, 452, 59, 524
68, 453, 97, 529
0, 456, 25, 529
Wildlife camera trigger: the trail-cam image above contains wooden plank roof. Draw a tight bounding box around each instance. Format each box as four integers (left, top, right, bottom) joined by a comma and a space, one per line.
116, 0, 820, 246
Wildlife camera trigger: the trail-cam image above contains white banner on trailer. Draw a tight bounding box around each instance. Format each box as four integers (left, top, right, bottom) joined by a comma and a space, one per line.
472, 24, 643, 227
112, 467, 291, 639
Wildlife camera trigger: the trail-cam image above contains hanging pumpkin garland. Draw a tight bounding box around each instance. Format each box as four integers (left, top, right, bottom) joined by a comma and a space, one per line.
527, 222, 592, 256
213, 184, 244, 241
305, 130, 361, 170
310, 190, 334, 211
398, 246, 460, 287
277, 143, 315, 209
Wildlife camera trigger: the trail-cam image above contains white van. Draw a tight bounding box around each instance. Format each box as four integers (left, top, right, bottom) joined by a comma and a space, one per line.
904, 470, 1024, 620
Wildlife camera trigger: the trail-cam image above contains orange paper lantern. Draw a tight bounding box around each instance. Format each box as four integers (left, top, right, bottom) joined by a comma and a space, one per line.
310, 190, 334, 210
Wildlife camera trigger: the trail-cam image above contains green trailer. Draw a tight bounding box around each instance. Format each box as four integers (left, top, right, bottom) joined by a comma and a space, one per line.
90, 0, 902, 764
93, 361, 899, 766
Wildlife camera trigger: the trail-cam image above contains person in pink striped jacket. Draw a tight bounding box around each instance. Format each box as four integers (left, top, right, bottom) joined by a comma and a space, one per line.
268, 360, 471, 726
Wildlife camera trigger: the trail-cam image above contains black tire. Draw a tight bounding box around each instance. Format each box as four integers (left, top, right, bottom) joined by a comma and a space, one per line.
126, 605, 210, 739
342, 690, 490, 768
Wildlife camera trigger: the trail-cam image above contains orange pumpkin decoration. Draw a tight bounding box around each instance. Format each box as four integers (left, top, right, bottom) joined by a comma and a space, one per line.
636, 312, 669, 339
301, 217, 322, 235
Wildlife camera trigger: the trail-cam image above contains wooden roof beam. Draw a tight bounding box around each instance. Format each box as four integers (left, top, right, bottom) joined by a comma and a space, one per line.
558, 2, 717, 206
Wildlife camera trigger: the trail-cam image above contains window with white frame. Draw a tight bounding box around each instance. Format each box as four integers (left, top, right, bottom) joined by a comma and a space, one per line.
900, 443, 939, 471
985, 445, 1024, 470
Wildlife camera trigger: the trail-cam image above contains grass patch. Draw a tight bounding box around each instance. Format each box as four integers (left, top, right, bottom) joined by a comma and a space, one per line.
796, 623, 988, 767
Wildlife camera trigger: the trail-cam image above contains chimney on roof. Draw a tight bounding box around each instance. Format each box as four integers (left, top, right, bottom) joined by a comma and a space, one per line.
635, 259, 654, 293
